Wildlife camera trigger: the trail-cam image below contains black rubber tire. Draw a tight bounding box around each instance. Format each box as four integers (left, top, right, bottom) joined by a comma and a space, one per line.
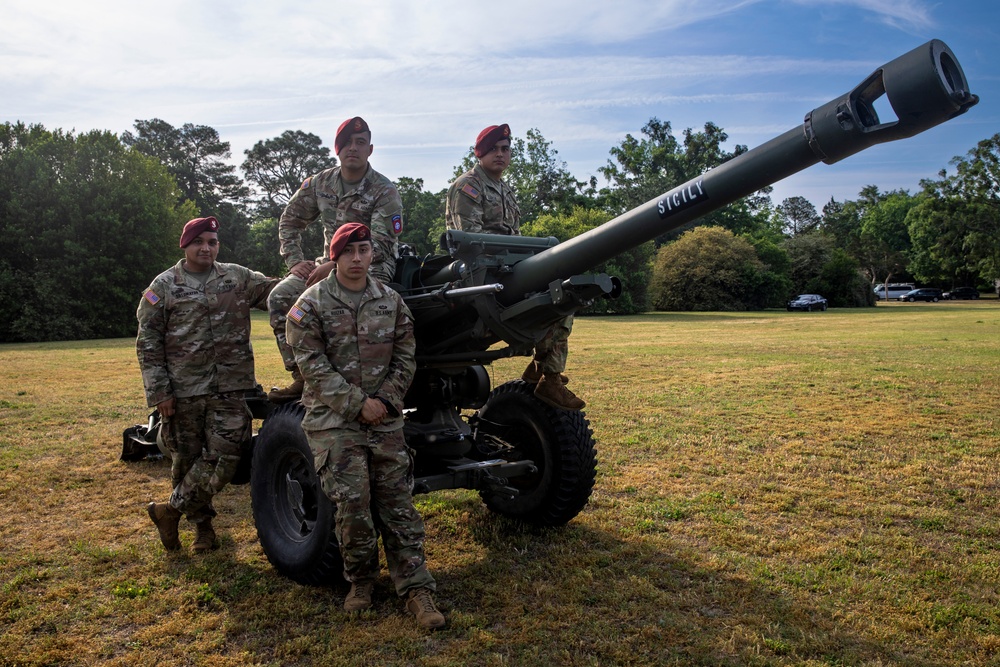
473, 381, 597, 526
250, 403, 343, 586
821, 304, 827, 311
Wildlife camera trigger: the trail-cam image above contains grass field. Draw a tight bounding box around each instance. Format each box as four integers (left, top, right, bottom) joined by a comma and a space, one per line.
1, 301, 998, 666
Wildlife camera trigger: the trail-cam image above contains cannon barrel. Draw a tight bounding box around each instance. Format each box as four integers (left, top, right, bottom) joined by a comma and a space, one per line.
499, 39, 977, 303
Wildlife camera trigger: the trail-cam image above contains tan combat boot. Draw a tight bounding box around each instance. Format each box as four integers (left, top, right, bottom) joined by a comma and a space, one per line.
534, 373, 585, 410
147, 502, 182, 551
520, 360, 568, 385
343, 581, 374, 612
191, 518, 218, 553
406, 587, 446, 630
268, 369, 304, 403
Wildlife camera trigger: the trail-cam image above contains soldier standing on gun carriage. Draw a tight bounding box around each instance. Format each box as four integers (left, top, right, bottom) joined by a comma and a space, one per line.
446, 124, 585, 411
267, 116, 404, 404
138, 216, 277, 553
285, 222, 446, 630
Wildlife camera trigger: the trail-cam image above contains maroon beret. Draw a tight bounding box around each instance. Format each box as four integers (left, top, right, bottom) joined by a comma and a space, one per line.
335, 116, 370, 154
179, 216, 220, 248
474, 124, 511, 158
329, 222, 372, 260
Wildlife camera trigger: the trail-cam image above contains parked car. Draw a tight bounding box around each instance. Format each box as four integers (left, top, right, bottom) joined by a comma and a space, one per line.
943, 286, 980, 300
787, 294, 828, 311
899, 288, 943, 302
874, 283, 915, 300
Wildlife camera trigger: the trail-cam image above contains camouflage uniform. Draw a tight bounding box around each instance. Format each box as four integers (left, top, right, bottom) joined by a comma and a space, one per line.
446, 165, 571, 374
445, 163, 521, 235
286, 273, 434, 595
269, 165, 404, 374
136, 260, 276, 522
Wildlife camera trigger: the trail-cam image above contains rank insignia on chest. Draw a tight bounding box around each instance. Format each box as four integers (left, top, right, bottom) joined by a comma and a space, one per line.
392, 214, 402, 234
143, 289, 160, 306
461, 184, 480, 199
288, 305, 307, 324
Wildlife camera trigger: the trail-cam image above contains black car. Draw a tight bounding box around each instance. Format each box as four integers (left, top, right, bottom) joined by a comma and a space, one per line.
943, 287, 980, 300
786, 294, 828, 311
899, 288, 943, 302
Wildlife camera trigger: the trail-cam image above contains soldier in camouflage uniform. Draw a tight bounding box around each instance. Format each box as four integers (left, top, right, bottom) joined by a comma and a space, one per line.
286, 222, 445, 630
267, 116, 404, 403
137, 216, 277, 553
446, 124, 585, 411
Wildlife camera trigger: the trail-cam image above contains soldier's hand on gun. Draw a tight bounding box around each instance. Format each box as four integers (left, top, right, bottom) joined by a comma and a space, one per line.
289, 260, 316, 281
305, 262, 336, 287
359, 397, 388, 425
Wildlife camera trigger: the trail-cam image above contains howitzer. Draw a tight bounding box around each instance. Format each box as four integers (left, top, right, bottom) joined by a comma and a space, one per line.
123, 40, 976, 586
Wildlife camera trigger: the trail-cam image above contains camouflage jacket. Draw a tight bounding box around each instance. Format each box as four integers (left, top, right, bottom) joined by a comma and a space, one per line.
136, 260, 277, 407
286, 275, 415, 433
278, 165, 403, 282
445, 164, 521, 235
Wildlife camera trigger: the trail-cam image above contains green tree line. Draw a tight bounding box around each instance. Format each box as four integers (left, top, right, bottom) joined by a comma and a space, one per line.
2, 118, 997, 342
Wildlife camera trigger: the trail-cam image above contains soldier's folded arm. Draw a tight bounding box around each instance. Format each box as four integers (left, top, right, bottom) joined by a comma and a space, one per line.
277, 183, 321, 270
287, 318, 368, 422
373, 300, 416, 413
245, 269, 280, 309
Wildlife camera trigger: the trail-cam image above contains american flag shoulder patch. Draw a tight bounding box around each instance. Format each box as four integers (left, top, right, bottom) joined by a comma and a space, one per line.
287, 305, 307, 324
461, 183, 480, 199
143, 289, 160, 306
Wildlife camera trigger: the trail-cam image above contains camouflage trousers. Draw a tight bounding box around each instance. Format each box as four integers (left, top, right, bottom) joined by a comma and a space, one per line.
268, 273, 307, 373
307, 426, 435, 596
162, 392, 251, 523
534, 315, 573, 374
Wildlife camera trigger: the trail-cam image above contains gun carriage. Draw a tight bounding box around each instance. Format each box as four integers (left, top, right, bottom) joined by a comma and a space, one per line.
123, 40, 977, 585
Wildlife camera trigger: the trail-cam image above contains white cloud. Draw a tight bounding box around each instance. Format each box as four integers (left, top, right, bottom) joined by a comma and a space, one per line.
807, 0, 936, 32
2, 0, 985, 207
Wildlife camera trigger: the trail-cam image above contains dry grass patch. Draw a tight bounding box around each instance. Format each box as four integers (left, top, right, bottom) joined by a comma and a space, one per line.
2, 302, 999, 666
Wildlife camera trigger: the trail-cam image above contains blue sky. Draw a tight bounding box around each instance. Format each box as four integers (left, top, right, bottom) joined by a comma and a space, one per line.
2, 0, 996, 211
